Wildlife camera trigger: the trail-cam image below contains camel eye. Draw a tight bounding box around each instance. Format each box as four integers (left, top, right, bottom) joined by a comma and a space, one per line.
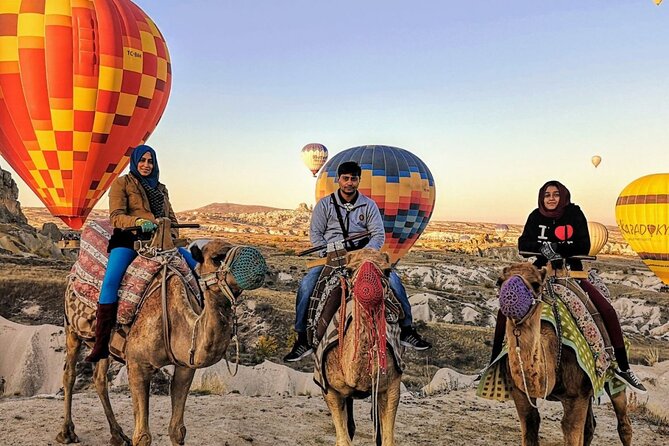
531, 282, 541, 293
211, 254, 226, 265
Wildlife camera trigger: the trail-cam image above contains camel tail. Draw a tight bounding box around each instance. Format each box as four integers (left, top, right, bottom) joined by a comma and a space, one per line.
345, 397, 356, 440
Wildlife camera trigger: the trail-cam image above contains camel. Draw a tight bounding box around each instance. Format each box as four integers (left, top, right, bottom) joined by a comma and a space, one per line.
319, 249, 402, 446
56, 232, 266, 446
499, 262, 632, 446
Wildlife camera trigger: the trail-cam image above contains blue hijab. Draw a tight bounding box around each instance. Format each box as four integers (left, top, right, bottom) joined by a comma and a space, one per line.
129, 145, 160, 188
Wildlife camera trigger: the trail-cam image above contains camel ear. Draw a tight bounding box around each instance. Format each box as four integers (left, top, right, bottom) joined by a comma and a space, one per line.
539, 267, 547, 283
190, 245, 204, 264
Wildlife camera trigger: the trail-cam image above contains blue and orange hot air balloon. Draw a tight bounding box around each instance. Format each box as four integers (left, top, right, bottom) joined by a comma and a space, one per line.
615, 174, 669, 285
0, 0, 171, 229
315, 145, 436, 264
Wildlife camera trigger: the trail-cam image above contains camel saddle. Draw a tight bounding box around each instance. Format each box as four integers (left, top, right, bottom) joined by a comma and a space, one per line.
66, 219, 201, 362
306, 264, 403, 348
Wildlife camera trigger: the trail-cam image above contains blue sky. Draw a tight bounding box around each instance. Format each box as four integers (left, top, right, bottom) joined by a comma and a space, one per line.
4, 0, 668, 225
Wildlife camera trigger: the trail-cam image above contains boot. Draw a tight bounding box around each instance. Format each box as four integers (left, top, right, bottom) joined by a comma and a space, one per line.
85, 302, 118, 362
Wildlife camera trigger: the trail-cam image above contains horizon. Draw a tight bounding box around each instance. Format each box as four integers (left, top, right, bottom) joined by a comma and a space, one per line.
2, 1, 668, 227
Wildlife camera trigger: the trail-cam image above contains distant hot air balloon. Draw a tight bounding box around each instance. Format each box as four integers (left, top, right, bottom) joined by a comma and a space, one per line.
494, 224, 509, 239
591, 155, 602, 168
615, 174, 669, 284
587, 221, 609, 256
301, 143, 328, 177
315, 145, 436, 264
655, 0, 663, 6
0, 0, 171, 229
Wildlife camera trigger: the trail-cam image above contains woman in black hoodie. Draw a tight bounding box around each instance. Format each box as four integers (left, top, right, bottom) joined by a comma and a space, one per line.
486, 180, 646, 394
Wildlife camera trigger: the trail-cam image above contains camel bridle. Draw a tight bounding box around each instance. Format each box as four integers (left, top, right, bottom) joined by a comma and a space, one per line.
505, 274, 555, 410
160, 247, 243, 370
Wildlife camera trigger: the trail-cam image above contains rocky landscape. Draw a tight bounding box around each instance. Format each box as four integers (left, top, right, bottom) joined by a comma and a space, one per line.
1, 165, 668, 445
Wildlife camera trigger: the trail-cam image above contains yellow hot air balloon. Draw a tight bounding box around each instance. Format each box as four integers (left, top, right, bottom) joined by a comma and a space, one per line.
301, 143, 328, 177
615, 174, 669, 284
587, 221, 608, 256
655, 0, 663, 6
494, 224, 509, 239
591, 155, 602, 168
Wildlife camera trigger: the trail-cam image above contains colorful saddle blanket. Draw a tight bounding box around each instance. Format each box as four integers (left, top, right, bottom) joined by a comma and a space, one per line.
476, 297, 626, 401
70, 220, 200, 325
313, 295, 404, 392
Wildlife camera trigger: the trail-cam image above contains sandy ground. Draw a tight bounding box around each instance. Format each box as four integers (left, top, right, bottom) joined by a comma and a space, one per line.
0, 388, 666, 446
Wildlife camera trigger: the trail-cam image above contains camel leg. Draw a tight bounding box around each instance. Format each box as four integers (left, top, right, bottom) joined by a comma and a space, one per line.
128, 361, 154, 446
560, 398, 589, 446
168, 366, 195, 445
377, 381, 401, 446
323, 390, 353, 446
608, 388, 632, 446
56, 325, 82, 444
93, 358, 131, 446
510, 387, 541, 446
583, 398, 595, 446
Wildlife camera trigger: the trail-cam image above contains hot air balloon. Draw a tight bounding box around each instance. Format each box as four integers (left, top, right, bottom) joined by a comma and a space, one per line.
315, 145, 436, 264
587, 221, 608, 256
591, 155, 602, 168
494, 224, 509, 239
0, 0, 171, 229
301, 143, 328, 177
615, 174, 669, 284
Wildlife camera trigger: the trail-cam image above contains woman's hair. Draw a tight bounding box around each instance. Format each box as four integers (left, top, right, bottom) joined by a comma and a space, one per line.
537, 180, 571, 218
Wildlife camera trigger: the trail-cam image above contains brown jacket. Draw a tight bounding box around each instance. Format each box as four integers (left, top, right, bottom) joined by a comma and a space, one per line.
108, 174, 179, 238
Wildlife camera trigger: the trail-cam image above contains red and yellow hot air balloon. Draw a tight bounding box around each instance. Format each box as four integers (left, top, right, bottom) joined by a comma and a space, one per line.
587, 221, 608, 256
0, 0, 171, 229
315, 145, 436, 264
301, 143, 328, 177
615, 174, 669, 284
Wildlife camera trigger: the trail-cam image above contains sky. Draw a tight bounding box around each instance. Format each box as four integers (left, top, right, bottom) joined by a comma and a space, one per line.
2, 0, 668, 226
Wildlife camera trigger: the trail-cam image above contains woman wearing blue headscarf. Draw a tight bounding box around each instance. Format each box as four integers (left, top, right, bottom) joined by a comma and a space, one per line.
86, 145, 195, 362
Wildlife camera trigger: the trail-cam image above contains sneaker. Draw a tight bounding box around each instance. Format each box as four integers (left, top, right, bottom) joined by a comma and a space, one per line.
614, 368, 647, 394
283, 340, 313, 362
400, 326, 432, 351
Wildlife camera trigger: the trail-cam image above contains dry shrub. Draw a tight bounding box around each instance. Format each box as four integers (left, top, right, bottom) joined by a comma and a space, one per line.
643, 347, 660, 366
255, 335, 279, 360
627, 393, 669, 436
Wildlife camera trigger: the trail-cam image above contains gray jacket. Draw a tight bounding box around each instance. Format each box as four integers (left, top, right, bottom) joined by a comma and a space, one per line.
310, 191, 385, 255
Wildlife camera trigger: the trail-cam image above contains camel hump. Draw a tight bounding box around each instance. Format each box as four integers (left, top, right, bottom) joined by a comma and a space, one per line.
346, 248, 390, 272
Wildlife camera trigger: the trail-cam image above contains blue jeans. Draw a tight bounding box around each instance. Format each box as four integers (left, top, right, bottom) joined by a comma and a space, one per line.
389, 270, 412, 328
99, 247, 137, 304
178, 247, 198, 270
294, 266, 324, 332
293, 266, 413, 332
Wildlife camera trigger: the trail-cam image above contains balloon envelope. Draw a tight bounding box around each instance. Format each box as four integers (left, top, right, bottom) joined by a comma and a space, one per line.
301, 143, 328, 177
494, 224, 509, 238
315, 145, 436, 264
0, 0, 171, 229
587, 221, 608, 256
615, 174, 669, 284
591, 155, 602, 168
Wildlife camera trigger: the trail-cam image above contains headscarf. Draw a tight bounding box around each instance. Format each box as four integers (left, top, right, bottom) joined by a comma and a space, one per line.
537, 180, 571, 219
129, 145, 165, 218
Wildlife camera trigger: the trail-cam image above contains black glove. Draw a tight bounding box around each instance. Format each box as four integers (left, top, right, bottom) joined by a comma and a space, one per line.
540, 242, 561, 260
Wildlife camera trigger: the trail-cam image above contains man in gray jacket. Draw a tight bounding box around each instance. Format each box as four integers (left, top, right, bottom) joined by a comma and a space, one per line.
284, 161, 431, 362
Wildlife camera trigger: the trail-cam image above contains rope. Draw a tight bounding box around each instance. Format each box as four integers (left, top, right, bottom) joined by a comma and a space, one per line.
513, 328, 549, 410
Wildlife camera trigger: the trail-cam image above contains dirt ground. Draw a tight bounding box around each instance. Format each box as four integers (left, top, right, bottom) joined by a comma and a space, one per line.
0, 388, 666, 446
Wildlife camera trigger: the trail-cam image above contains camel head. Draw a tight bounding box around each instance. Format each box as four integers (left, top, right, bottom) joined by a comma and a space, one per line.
497, 263, 547, 321
190, 239, 268, 296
